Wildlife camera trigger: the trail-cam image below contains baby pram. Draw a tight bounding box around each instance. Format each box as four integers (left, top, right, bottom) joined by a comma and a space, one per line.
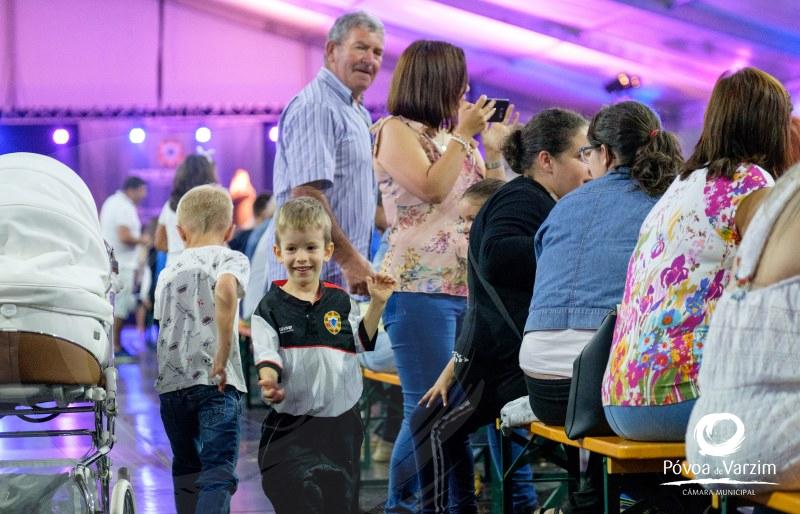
0, 152, 135, 513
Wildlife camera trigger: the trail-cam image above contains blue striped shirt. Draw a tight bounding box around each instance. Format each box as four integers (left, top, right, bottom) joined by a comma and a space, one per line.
263, 67, 376, 289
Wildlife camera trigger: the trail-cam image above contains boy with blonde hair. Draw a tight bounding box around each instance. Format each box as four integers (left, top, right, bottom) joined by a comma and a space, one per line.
154, 184, 250, 514
252, 197, 395, 513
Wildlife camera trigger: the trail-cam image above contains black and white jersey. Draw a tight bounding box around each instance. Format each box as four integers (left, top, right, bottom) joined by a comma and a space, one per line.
251, 281, 376, 417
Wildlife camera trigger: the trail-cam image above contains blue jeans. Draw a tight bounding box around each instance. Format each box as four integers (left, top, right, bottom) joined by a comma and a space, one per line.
160, 385, 243, 514
487, 426, 538, 512
604, 399, 696, 442
383, 292, 466, 513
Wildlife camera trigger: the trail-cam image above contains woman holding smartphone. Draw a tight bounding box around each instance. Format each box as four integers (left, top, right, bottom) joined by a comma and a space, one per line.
408, 107, 592, 513
372, 40, 512, 512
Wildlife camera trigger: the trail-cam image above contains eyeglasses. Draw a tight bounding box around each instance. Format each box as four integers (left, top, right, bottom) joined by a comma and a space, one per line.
578, 144, 600, 163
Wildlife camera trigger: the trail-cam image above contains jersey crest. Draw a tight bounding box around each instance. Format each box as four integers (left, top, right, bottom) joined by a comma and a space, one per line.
323, 310, 342, 335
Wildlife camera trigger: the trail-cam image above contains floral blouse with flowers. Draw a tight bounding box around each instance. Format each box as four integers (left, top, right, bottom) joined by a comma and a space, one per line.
372, 116, 484, 297
602, 164, 774, 407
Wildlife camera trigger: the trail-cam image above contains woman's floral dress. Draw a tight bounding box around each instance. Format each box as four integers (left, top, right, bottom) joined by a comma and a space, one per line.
602, 164, 774, 407
372, 116, 483, 297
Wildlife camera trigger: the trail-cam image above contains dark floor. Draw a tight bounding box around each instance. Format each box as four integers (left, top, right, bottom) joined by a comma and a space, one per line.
0, 328, 557, 514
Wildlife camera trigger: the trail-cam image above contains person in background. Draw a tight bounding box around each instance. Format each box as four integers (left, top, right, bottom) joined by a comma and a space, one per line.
154, 185, 250, 514
456, 178, 505, 224
260, 11, 385, 297
229, 188, 270, 255
355, 193, 400, 464
237, 193, 277, 319
358, 195, 402, 463
358, 322, 402, 464
244, 191, 275, 258
602, 66, 793, 441
134, 217, 159, 347
228, 228, 252, 256
458, 177, 542, 514
243, 192, 275, 260
371, 39, 511, 512
455, 178, 505, 262
155, 154, 218, 265
99, 176, 149, 360
522, 101, 683, 513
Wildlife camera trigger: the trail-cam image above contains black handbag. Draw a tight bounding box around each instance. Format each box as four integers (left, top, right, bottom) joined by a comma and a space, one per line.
564, 309, 617, 439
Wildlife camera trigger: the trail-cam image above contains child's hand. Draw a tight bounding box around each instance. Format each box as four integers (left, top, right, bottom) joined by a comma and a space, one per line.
258, 370, 285, 404
211, 357, 228, 393
366, 273, 396, 304
419, 363, 456, 407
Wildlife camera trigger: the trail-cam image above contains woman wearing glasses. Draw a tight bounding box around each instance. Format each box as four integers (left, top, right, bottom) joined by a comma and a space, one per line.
520, 101, 682, 513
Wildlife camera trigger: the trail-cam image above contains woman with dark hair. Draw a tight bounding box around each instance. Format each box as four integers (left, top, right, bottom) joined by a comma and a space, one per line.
154, 154, 218, 263
523, 101, 682, 421
410, 108, 591, 513
602, 67, 793, 442
371, 39, 511, 512
521, 100, 683, 513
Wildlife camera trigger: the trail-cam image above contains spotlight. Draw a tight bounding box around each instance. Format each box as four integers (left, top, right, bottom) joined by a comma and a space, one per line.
604, 73, 641, 93
268, 125, 279, 143
195, 126, 212, 143
52, 128, 70, 145
129, 127, 146, 144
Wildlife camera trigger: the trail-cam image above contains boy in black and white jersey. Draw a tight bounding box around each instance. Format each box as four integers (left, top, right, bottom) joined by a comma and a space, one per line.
252, 197, 395, 513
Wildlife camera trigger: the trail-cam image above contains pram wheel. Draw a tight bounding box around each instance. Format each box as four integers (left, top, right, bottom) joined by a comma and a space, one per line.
110, 467, 136, 514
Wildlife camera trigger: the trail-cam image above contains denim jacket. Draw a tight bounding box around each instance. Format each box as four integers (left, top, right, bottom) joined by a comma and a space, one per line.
524, 167, 660, 332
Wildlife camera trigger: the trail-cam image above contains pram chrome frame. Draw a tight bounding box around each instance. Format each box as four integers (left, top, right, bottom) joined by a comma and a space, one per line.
0, 344, 134, 513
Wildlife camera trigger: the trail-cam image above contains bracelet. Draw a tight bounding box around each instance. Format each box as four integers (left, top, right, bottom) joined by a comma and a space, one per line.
449, 134, 471, 153
485, 160, 503, 170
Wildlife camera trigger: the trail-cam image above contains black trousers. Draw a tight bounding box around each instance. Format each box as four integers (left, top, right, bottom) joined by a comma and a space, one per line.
410, 372, 528, 513
258, 407, 363, 514
525, 375, 572, 426
525, 375, 604, 492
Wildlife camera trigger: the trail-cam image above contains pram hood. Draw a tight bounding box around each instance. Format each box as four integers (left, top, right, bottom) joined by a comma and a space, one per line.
0, 152, 113, 324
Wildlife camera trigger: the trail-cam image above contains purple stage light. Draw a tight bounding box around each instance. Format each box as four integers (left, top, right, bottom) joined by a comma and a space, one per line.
52, 128, 70, 145
129, 127, 146, 144
195, 126, 212, 143
268, 125, 279, 143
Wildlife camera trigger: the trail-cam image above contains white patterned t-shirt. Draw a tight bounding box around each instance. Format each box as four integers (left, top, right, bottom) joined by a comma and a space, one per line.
154, 246, 250, 394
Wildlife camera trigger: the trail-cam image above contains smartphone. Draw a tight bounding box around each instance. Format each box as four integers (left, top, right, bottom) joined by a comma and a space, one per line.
486, 98, 510, 123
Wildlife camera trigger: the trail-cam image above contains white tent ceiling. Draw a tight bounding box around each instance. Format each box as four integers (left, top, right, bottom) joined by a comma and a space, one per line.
180, 0, 800, 113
